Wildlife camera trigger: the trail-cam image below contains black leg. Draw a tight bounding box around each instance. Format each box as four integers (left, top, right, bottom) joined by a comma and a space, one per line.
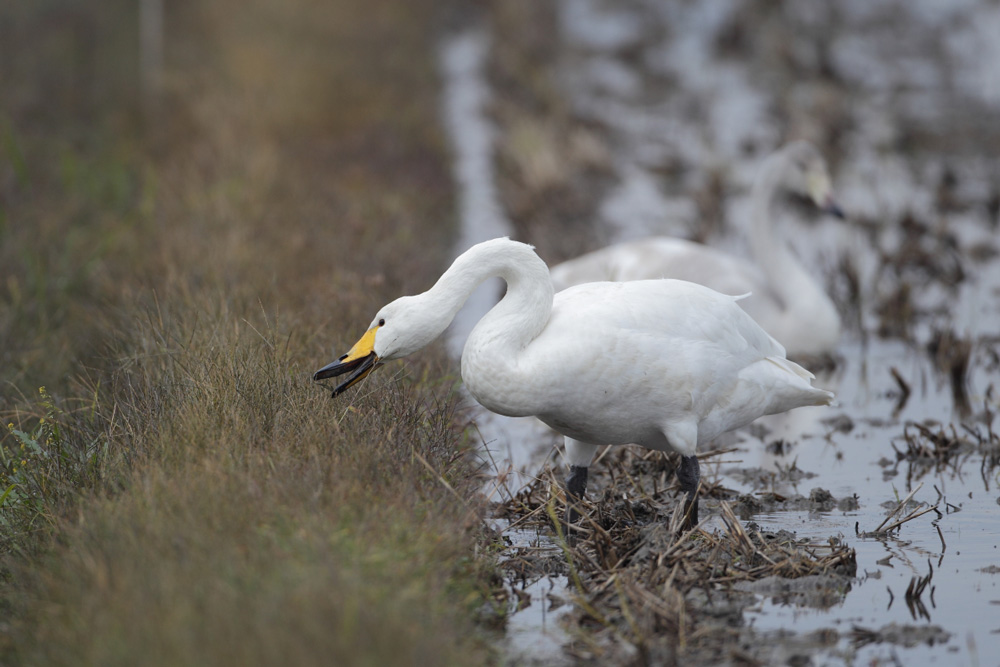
676, 454, 700, 530
565, 465, 588, 525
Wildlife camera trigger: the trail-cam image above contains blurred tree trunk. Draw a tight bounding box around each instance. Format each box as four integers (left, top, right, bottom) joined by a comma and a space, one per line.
140, 0, 163, 120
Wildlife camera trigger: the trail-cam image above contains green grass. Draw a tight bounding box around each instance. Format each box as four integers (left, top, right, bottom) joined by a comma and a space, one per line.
0, 1, 497, 664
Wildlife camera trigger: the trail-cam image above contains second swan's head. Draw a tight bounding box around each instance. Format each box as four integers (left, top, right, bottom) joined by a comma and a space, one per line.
777, 141, 845, 219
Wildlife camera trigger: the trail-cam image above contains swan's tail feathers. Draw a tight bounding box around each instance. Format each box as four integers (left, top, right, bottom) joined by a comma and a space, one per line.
763, 356, 835, 406
801, 384, 835, 406
767, 355, 815, 381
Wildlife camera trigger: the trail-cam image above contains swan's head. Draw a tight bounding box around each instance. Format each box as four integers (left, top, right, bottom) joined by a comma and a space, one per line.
313, 295, 445, 397
779, 141, 845, 219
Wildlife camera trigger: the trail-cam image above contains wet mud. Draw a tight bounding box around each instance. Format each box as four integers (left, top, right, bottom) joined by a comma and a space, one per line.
441, 0, 1000, 664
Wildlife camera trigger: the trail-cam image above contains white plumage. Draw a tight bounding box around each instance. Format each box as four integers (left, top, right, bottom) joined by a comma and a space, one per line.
315, 237, 833, 528
550, 141, 845, 357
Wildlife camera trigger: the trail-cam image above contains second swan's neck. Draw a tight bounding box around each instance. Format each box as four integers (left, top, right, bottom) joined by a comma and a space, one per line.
749, 155, 824, 309
748, 154, 840, 353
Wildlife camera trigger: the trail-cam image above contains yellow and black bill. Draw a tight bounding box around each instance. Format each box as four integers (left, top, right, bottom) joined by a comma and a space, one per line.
806, 171, 846, 219
313, 327, 382, 397
820, 197, 845, 219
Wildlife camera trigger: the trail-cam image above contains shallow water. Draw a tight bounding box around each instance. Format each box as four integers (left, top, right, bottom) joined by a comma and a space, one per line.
488, 519, 575, 666
729, 338, 1000, 665
439, 2, 1000, 663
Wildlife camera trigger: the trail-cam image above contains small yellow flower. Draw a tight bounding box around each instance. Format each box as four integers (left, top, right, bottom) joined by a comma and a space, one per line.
6, 423, 12, 430
20, 460, 26, 466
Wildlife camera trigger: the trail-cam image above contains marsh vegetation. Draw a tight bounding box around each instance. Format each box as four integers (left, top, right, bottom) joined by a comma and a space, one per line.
4, 1, 1000, 666
0, 1, 496, 664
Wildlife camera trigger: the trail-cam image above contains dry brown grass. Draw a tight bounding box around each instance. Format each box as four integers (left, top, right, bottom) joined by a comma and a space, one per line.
0, 1, 495, 664
9, 307, 489, 666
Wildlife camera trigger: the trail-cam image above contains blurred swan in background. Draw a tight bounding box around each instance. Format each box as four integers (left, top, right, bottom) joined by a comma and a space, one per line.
314, 238, 834, 529
550, 141, 845, 357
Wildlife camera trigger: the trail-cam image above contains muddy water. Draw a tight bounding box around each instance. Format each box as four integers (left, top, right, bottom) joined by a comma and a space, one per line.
730, 342, 999, 665
440, 2, 1000, 664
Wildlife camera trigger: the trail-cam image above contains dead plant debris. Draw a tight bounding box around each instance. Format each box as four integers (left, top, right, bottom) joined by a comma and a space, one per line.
850, 623, 951, 649
857, 483, 940, 538
494, 451, 858, 664
884, 419, 1000, 484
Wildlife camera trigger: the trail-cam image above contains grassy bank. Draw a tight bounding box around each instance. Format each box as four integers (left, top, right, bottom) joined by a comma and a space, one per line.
0, 1, 494, 664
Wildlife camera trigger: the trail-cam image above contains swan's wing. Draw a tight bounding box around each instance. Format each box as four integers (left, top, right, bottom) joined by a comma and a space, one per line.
518, 280, 827, 448
551, 238, 770, 296
524, 280, 783, 416
550, 279, 784, 359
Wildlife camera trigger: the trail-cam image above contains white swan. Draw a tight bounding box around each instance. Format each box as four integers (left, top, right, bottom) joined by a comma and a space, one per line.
314, 238, 833, 528
549, 141, 845, 357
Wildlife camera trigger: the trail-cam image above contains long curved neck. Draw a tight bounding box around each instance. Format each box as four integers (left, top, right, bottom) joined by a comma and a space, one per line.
426, 239, 553, 355
748, 155, 840, 352
749, 155, 824, 311
425, 239, 553, 416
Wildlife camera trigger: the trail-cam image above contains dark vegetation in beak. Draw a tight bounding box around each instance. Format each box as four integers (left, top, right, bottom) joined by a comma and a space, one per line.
314, 353, 381, 397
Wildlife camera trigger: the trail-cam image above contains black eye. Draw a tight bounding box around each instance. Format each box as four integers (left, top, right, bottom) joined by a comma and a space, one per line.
378, 318, 385, 327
